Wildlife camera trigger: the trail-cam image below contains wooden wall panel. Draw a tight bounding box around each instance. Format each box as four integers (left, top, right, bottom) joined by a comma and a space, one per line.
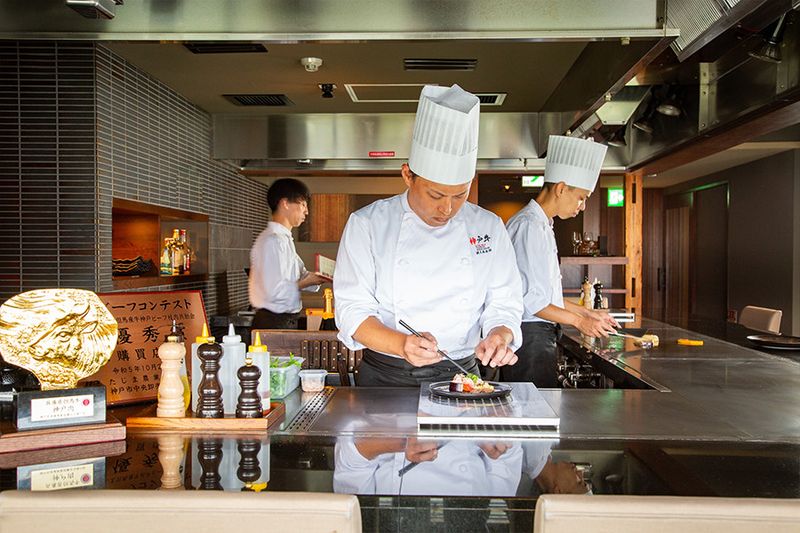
308, 193, 353, 242
642, 188, 665, 320
624, 172, 643, 316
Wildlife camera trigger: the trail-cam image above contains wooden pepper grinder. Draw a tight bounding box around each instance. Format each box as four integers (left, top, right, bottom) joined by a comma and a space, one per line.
237, 439, 262, 491
235, 354, 263, 418
157, 434, 185, 490
593, 281, 605, 310
157, 321, 186, 418
197, 438, 223, 490
196, 341, 224, 418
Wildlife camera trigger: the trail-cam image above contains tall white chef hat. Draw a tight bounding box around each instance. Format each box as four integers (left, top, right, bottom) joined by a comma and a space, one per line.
544, 135, 608, 192
408, 84, 480, 185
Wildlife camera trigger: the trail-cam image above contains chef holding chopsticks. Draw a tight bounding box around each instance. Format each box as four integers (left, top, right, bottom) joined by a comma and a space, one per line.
334, 84, 523, 386
503, 135, 619, 388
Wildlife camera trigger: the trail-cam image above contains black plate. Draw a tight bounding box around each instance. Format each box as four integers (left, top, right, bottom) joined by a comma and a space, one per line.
747, 334, 800, 350
428, 381, 513, 400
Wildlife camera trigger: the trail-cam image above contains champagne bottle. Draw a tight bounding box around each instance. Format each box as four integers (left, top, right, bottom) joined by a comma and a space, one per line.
179, 229, 191, 274
170, 229, 184, 275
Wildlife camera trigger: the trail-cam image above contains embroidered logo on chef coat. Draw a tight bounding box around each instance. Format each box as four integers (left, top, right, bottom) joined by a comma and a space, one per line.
468, 234, 493, 254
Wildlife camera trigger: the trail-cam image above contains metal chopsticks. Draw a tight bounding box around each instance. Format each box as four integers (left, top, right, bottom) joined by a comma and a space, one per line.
398, 319, 471, 375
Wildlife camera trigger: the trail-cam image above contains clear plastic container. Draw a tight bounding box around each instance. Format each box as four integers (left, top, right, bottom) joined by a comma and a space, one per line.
299, 369, 328, 392
270, 356, 304, 399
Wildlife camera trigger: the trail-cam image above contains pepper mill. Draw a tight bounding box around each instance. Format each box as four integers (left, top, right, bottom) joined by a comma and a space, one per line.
157, 434, 185, 490
197, 438, 223, 490
157, 321, 186, 418
593, 282, 604, 310
236, 355, 263, 418
237, 439, 262, 491
196, 341, 224, 418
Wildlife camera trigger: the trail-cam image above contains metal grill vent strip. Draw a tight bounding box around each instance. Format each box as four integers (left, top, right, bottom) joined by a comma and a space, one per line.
283, 387, 336, 432
404, 58, 477, 71
224, 94, 293, 106
184, 43, 268, 54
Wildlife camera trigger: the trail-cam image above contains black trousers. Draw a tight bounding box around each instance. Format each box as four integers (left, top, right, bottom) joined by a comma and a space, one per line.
501, 321, 561, 388
252, 308, 303, 330
358, 349, 480, 387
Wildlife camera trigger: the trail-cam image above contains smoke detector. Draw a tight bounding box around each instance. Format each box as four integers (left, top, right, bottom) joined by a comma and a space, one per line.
301, 57, 323, 72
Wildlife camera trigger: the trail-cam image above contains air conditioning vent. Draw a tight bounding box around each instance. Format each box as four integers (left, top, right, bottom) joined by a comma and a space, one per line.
184, 43, 268, 54
404, 58, 477, 71
224, 94, 293, 106
476, 93, 507, 106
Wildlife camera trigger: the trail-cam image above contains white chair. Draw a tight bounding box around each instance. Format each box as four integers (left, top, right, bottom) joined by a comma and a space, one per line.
0, 490, 362, 533
739, 305, 782, 334
534, 494, 800, 533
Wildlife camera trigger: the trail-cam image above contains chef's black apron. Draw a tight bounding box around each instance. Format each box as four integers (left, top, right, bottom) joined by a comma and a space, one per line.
500, 321, 561, 388
358, 349, 480, 387
252, 309, 303, 330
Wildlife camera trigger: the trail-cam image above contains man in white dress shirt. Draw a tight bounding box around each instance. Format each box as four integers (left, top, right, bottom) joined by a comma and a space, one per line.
334, 84, 524, 386
249, 178, 329, 329
503, 136, 618, 387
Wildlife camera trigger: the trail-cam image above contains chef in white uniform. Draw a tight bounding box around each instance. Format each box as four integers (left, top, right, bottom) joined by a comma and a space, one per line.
334, 84, 524, 386
503, 136, 618, 387
333, 437, 523, 497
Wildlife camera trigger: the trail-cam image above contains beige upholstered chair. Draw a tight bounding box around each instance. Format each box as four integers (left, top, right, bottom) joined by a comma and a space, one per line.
534, 494, 800, 533
0, 490, 361, 533
739, 305, 782, 334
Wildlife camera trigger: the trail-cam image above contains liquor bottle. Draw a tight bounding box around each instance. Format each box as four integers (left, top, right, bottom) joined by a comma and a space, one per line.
179, 229, 191, 274
170, 229, 184, 275
160, 238, 173, 276
320, 288, 336, 330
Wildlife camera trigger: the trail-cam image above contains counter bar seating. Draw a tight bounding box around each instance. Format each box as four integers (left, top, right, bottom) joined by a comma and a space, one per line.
0, 490, 362, 533
738, 305, 783, 334
534, 494, 800, 533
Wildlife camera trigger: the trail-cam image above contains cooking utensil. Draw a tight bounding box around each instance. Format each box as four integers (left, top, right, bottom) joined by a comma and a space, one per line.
397, 443, 446, 476
398, 320, 471, 375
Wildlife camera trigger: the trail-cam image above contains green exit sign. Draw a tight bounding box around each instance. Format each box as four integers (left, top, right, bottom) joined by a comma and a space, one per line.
608, 187, 624, 207
521, 175, 544, 188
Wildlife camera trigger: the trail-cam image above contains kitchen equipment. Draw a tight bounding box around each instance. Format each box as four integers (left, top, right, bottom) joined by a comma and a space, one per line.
428, 381, 512, 400
746, 334, 800, 350
298, 369, 327, 392
417, 382, 559, 437
398, 320, 471, 375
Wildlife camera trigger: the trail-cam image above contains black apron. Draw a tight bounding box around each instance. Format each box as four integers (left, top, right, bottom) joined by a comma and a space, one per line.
358, 349, 480, 387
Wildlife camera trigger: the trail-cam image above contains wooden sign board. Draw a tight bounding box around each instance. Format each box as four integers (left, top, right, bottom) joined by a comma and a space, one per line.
85, 290, 207, 405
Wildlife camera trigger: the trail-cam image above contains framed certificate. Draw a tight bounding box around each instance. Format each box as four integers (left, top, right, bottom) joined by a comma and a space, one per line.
315, 254, 336, 280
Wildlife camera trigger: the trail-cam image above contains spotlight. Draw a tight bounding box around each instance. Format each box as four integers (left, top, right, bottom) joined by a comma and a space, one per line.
749, 13, 787, 64
319, 83, 336, 98
656, 85, 682, 117
607, 127, 627, 148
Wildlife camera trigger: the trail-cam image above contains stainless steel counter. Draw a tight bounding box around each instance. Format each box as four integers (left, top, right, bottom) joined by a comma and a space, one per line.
277, 318, 800, 443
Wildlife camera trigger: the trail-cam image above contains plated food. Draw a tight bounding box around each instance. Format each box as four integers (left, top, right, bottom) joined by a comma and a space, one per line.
449, 373, 495, 393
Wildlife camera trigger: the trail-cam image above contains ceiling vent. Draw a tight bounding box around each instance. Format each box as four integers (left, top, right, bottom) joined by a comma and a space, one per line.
404, 58, 478, 71
476, 93, 507, 106
184, 43, 268, 54
224, 94, 294, 106
66, 0, 122, 19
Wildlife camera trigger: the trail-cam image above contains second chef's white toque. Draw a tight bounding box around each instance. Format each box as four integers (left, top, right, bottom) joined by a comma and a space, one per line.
408, 84, 480, 186
544, 135, 608, 192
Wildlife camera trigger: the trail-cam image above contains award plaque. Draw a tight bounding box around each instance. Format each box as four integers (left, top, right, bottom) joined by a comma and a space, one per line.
0, 289, 118, 432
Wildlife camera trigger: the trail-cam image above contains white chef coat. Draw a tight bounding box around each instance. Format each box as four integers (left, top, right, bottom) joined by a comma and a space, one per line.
333, 438, 523, 496
334, 191, 523, 360
249, 221, 319, 313
506, 200, 564, 323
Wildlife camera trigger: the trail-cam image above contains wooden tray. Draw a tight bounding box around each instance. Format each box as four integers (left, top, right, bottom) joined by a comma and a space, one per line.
0, 416, 126, 455
125, 402, 285, 433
